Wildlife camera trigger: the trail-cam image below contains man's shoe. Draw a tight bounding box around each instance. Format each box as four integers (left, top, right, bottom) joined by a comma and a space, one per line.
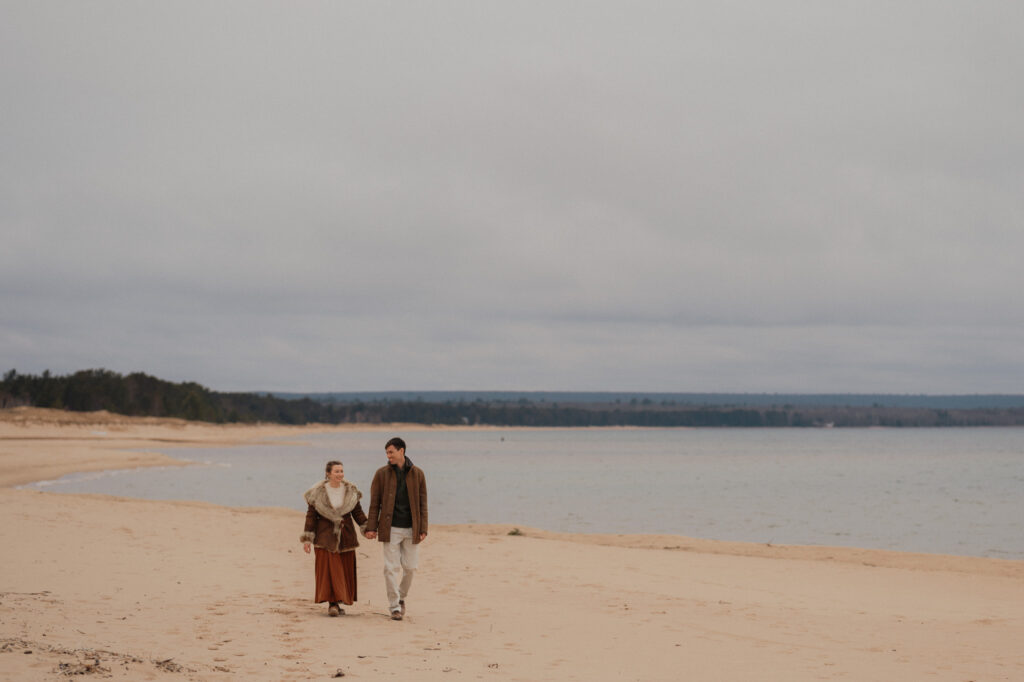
390, 610, 403, 621
328, 603, 341, 617
399, 600, 406, 615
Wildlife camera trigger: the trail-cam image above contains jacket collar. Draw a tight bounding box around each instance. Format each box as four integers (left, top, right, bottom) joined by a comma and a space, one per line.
303, 479, 362, 521
390, 455, 413, 473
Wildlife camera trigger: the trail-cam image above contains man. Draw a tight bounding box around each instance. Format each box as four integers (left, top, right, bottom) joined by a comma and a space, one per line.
364, 436, 428, 621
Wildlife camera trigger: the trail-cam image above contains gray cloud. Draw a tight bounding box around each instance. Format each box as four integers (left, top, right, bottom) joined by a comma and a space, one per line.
2, 2, 1022, 392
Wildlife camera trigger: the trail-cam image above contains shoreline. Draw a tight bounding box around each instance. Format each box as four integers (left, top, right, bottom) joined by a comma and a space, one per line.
2, 407, 1022, 680
0, 406, 458, 488
4, 406, 1021, 569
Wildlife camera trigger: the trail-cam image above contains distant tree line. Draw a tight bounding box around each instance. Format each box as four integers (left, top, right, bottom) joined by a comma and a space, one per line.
4, 369, 1024, 427
349, 399, 1024, 427
0, 369, 343, 424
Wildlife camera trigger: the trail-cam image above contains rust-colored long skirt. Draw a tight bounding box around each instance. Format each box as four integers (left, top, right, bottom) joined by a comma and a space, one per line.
314, 548, 357, 605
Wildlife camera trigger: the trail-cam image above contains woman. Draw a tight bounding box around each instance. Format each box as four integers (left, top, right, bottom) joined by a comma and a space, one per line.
301, 460, 367, 616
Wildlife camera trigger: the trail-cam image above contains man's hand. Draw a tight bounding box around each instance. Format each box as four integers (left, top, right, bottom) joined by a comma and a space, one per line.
365, 531, 377, 539
419, 533, 427, 542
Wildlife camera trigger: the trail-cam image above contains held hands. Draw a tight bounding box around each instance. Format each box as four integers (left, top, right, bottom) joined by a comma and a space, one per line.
360, 531, 424, 541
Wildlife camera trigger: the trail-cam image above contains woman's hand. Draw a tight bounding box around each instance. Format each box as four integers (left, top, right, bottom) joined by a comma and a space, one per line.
365, 531, 377, 539
303, 542, 311, 554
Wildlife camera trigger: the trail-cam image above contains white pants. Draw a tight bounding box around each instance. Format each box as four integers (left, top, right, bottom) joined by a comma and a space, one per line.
382, 526, 418, 612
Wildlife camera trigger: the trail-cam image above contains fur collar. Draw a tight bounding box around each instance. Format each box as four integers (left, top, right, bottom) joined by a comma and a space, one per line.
303, 479, 362, 521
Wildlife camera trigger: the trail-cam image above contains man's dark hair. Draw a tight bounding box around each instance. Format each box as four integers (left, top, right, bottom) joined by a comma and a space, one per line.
385, 436, 406, 452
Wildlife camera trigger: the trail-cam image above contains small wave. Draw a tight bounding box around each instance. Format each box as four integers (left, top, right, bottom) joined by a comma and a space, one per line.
983, 547, 1023, 559
174, 458, 230, 468
18, 479, 60, 489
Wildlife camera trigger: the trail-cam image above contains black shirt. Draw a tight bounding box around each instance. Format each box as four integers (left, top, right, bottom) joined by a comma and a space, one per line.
391, 456, 413, 528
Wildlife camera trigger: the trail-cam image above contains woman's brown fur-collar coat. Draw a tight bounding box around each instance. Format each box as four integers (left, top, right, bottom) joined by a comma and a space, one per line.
300, 479, 368, 554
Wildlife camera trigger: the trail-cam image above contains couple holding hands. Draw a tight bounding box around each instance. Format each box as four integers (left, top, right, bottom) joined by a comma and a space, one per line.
300, 436, 427, 621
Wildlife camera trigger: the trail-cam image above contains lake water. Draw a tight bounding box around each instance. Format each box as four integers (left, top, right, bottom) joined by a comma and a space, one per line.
26, 427, 1024, 559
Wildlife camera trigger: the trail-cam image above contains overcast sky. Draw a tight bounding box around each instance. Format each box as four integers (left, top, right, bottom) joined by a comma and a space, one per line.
2, 2, 1022, 393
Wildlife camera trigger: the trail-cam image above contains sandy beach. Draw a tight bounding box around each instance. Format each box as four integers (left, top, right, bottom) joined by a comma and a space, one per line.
1, 408, 1021, 681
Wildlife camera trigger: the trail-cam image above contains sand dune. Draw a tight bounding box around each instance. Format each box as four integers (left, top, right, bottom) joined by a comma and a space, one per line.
1, 408, 1021, 680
